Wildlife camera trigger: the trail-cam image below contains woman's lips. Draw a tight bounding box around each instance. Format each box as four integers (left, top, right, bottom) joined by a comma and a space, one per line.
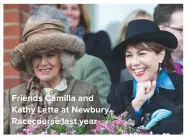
134, 69, 146, 77
135, 71, 145, 76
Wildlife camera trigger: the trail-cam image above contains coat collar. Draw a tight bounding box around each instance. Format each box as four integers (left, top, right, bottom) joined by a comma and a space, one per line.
43, 77, 68, 92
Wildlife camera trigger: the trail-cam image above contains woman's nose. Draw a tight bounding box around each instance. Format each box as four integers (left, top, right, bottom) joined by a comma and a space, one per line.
40, 56, 48, 65
131, 56, 141, 66
66, 9, 73, 16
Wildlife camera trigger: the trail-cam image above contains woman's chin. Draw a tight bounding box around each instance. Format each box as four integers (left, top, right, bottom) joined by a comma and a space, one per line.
38, 76, 52, 82
133, 75, 149, 83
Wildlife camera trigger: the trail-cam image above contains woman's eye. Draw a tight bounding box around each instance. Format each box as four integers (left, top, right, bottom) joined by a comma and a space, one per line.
125, 55, 132, 57
33, 55, 41, 59
139, 53, 146, 56
72, 6, 78, 11
61, 6, 67, 10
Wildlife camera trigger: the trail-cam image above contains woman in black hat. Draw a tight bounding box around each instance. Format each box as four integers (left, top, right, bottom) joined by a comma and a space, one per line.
108, 19, 183, 134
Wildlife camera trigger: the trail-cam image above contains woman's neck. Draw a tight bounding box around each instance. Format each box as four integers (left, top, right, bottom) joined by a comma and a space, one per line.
150, 72, 159, 82
40, 76, 62, 89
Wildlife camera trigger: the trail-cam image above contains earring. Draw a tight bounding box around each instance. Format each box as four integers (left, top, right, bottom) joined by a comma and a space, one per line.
159, 63, 162, 72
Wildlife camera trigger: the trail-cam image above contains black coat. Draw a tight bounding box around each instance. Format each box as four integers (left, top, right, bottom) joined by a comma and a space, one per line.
107, 72, 183, 134
83, 31, 120, 84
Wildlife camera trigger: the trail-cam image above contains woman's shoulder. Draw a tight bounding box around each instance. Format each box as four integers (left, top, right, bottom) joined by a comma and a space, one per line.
10, 83, 27, 92
78, 53, 101, 62
168, 72, 183, 86
112, 80, 133, 90
95, 30, 109, 37
6, 83, 27, 97
74, 79, 92, 86
84, 30, 109, 37
109, 81, 133, 96
168, 72, 183, 78
84, 30, 110, 43
76, 54, 107, 70
107, 80, 133, 104
68, 77, 98, 95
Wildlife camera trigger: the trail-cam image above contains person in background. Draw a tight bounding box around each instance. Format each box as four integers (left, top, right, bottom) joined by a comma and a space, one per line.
60, 4, 112, 108
72, 53, 111, 108
108, 19, 183, 134
60, 4, 120, 84
4, 5, 104, 134
154, 4, 183, 75
118, 10, 153, 44
116, 10, 153, 82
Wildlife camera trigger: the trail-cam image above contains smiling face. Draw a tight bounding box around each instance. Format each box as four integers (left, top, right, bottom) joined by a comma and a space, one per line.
125, 42, 165, 82
31, 52, 62, 85
61, 4, 81, 33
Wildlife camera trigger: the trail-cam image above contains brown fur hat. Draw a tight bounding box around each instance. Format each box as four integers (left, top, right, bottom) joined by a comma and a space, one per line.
10, 19, 85, 72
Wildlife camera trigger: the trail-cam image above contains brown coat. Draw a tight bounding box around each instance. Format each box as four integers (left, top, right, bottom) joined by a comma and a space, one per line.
4, 76, 104, 134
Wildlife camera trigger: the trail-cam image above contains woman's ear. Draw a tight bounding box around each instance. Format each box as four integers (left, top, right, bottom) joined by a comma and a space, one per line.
158, 49, 166, 63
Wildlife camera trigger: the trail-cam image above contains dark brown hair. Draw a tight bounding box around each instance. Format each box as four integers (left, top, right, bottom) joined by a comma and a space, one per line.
154, 4, 183, 25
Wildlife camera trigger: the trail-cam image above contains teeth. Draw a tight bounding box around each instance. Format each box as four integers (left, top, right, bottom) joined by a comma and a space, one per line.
134, 69, 146, 73
40, 69, 51, 72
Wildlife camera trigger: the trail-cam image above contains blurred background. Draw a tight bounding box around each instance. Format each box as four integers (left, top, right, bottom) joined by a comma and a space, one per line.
86, 4, 156, 47
3, 4, 156, 91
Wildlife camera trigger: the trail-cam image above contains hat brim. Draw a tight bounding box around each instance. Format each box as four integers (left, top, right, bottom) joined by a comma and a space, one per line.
10, 33, 85, 72
113, 31, 178, 69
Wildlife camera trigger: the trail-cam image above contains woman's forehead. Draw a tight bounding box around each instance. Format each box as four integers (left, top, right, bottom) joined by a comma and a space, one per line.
125, 46, 145, 52
126, 42, 150, 52
125, 47, 141, 53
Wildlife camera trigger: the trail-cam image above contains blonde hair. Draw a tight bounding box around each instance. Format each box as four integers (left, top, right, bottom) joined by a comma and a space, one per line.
79, 4, 91, 34
118, 10, 153, 44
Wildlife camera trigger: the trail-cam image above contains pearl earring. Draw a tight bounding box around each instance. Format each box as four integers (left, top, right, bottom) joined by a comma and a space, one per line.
159, 63, 162, 72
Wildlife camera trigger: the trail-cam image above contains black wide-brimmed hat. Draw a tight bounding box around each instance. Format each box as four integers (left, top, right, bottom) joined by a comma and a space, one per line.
113, 19, 178, 69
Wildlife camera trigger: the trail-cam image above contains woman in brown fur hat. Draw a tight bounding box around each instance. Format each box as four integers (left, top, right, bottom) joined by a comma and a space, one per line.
4, 5, 104, 134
